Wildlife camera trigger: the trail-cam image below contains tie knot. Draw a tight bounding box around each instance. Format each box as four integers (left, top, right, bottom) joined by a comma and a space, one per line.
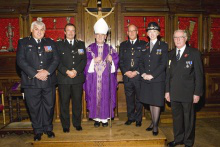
37, 39, 40, 44
70, 40, 72, 45
131, 41, 134, 45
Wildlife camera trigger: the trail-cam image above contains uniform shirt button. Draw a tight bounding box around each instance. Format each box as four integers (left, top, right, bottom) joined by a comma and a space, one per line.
149, 60, 150, 61
73, 56, 74, 58
149, 65, 150, 66
149, 55, 150, 57
73, 62, 75, 64
39, 54, 41, 56
41, 61, 43, 63
38, 47, 41, 49
149, 70, 150, 71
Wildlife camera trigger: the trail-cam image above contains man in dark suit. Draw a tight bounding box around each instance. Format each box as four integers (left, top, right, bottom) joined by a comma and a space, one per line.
16, 21, 59, 141
56, 23, 86, 132
119, 24, 146, 127
165, 30, 203, 147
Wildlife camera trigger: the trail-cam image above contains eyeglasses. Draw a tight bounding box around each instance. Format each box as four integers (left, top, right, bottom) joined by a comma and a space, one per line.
173, 36, 186, 40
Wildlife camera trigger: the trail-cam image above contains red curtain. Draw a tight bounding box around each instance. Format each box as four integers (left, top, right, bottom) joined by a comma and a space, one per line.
124, 16, 165, 42
0, 18, 20, 51
32, 17, 75, 41
178, 17, 198, 49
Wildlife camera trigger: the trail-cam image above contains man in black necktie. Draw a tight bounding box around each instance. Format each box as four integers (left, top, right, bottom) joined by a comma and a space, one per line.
16, 20, 59, 141
56, 23, 87, 132
165, 30, 203, 147
119, 24, 146, 127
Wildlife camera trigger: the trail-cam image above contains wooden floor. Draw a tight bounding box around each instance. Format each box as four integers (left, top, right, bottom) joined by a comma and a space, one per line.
32, 119, 166, 147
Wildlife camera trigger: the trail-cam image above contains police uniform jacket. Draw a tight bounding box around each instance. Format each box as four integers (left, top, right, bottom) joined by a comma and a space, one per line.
165, 47, 203, 102
119, 39, 146, 82
56, 39, 87, 85
139, 40, 168, 83
16, 36, 60, 89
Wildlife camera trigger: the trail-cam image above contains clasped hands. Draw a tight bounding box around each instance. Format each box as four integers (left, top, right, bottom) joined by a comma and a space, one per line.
35, 69, 49, 81
94, 55, 112, 63
165, 92, 200, 104
66, 70, 77, 78
125, 71, 138, 78
141, 73, 154, 81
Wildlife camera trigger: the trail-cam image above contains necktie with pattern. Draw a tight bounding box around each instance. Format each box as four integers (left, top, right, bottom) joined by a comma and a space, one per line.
176, 49, 181, 61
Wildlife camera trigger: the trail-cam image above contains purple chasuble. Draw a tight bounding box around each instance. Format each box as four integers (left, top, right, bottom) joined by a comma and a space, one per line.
84, 43, 119, 119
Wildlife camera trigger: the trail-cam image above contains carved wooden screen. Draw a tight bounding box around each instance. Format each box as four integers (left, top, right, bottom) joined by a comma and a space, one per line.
124, 16, 166, 42
30, 15, 75, 41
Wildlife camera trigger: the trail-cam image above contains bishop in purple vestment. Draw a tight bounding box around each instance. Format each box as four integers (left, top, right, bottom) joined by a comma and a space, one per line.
84, 18, 119, 127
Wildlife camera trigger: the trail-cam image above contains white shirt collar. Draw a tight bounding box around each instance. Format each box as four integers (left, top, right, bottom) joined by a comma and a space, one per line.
33, 38, 41, 43
67, 39, 74, 45
130, 38, 137, 44
151, 39, 157, 45
176, 45, 186, 58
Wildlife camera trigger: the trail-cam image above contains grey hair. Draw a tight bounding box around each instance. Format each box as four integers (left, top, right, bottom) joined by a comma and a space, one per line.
31, 21, 46, 31
173, 29, 187, 38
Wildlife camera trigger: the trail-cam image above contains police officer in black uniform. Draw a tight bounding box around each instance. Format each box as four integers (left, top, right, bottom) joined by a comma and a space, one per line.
119, 24, 146, 127
139, 22, 168, 136
56, 23, 87, 132
16, 21, 59, 141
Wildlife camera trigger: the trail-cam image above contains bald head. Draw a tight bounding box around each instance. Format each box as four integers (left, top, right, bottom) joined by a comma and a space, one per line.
127, 24, 138, 40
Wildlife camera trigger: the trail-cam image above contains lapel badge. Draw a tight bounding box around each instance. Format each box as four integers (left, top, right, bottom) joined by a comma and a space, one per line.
44, 46, 53, 52
184, 54, 189, 58
28, 45, 33, 47
78, 49, 84, 55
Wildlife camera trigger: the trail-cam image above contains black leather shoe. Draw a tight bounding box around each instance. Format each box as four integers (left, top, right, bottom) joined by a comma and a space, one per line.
152, 131, 158, 136
124, 120, 135, 125
94, 121, 100, 127
34, 133, 42, 141
45, 131, 55, 138
146, 127, 153, 131
75, 126, 82, 131
102, 122, 108, 127
136, 121, 142, 127
167, 141, 184, 147
63, 128, 70, 133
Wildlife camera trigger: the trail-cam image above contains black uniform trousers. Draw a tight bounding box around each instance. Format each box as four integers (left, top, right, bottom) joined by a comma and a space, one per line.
171, 101, 195, 146
58, 83, 83, 129
124, 79, 142, 122
24, 87, 56, 134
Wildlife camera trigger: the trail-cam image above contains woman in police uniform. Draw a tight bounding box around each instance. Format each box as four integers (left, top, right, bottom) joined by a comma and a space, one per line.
139, 22, 168, 136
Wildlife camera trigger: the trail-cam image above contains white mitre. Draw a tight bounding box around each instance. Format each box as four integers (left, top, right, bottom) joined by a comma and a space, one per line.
94, 18, 109, 35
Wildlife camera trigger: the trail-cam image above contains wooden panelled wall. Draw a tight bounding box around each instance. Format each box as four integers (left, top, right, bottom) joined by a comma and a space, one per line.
1, 0, 220, 112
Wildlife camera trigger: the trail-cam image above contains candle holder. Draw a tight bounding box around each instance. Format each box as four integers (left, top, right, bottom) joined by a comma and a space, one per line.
53, 19, 57, 29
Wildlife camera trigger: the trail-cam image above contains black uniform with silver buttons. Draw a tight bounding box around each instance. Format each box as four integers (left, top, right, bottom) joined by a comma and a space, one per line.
139, 40, 168, 106
16, 36, 59, 134
56, 39, 87, 129
119, 39, 146, 122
